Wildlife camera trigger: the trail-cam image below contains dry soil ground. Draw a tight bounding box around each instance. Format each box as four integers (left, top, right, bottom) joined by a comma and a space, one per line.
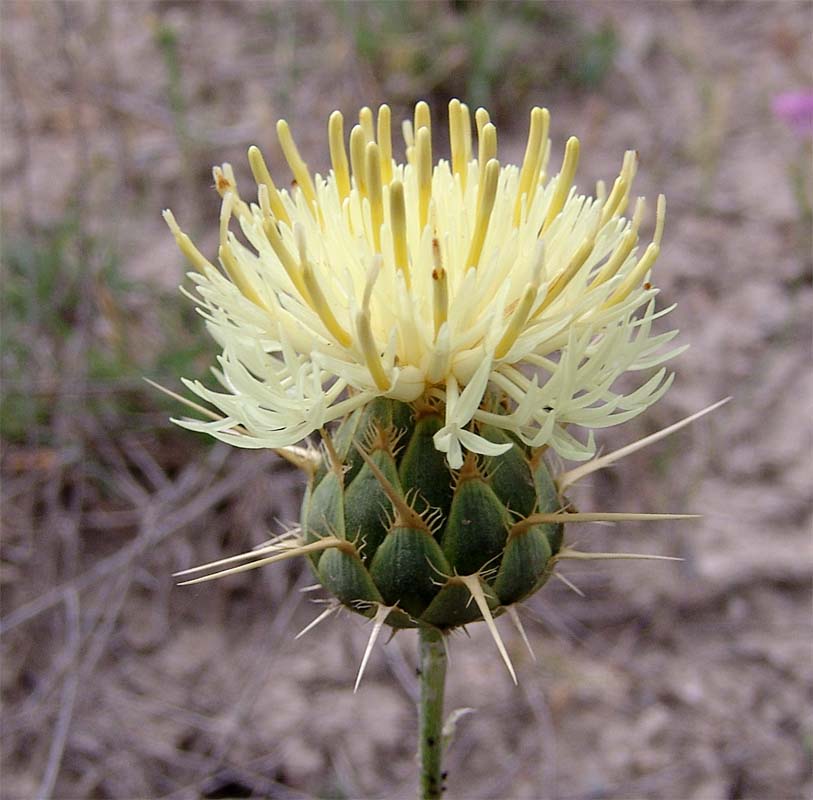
1, 2, 811, 799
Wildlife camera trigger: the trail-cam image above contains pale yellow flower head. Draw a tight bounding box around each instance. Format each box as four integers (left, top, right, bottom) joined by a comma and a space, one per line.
164, 100, 680, 467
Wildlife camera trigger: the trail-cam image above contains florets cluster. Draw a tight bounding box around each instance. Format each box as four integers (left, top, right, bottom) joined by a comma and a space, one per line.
165, 100, 681, 467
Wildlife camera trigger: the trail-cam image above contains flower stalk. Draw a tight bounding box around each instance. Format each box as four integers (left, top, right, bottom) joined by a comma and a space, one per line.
418, 626, 447, 800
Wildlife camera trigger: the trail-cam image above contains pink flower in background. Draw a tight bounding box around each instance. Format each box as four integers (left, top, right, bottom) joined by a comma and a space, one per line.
772, 91, 813, 137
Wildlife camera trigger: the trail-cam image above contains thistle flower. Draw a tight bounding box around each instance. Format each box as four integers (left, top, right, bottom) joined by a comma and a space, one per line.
162, 101, 727, 797
161, 100, 725, 692
164, 100, 681, 469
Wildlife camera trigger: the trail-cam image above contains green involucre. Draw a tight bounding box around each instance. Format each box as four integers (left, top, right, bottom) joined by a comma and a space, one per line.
303, 399, 566, 630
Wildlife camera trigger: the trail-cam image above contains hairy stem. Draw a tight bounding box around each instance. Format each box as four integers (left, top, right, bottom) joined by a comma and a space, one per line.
418, 626, 447, 799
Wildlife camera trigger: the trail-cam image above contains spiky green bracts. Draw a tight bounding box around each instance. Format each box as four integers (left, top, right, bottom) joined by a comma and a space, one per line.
305, 397, 562, 634
173, 397, 725, 684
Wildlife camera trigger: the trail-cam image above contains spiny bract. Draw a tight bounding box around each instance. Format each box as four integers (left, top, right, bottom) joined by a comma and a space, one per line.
304, 397, 564, 632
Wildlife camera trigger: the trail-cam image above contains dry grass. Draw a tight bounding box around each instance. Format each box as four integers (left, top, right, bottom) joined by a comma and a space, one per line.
1, 2, 811, 799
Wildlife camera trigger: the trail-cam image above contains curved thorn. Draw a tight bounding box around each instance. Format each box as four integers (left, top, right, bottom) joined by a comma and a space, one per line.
176, 537, 347, 585
506, 606, 536, 662
252, 527, 301, 550
459, 575, 517, 684
557, 398, 731, 492
295, 604, 338, 640
512, 511, 699, 534
553, 571, 586, 597
354, 604, 394, 693
555, 546, 682, 562
174, 538, 307, 577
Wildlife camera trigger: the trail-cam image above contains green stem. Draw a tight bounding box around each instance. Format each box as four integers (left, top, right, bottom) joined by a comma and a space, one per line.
418, 626, 447, 800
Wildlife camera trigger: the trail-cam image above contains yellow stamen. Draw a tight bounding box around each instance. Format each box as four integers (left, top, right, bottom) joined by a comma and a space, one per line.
460, 102, 473, 164
414, 100, 431, 140
539, 138, 552, 180
259, 189, 309, 300
349, 124, 367, 197
377, 104, 393, 184
389, 180, 410, 288
495, 282, 536, 359
276, 120, 318, 212
602, 242, 660, 308
589, 196, 646, 289
402, 119, 415, 165
212, 163, 236, 197
432, 237, 448, 336
213, 164, 250, 219
365, 142, 384, 252
219, 190, 235, 247
653, 193, 666, 246
600, 176, 627, 225
362, 254, 381, 312
357, 310, 390, 391
449, 98, 467, 189
425, 324, 449, 384
533, 224, 598, 317
541, 136, 580, 233
600, 177, 628, 225
600, 169, 628, 224
600, 150, 637, 225
631, 195, 646, 229
163, 210, 213, 274
589, 229, 638, 289
497, 242, 544, 354
219, 243, 269, 311
359, 105, 375, 142
247, 145, 290, 225
513, 107, 547, 226
328, 111, 351, 201
616, 149, 638, 218
602, 195, 665, 307
296, 225, 352, 347
475, 107, 490, 141
524, 108, 550, 214
416, 125, 432, 231
466, 158, 500, 270
357, 256, 388, 390
476, 122, 497, 218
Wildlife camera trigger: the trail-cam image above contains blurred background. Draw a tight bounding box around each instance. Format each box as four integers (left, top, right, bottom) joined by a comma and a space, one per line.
1, 1, 811, 798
